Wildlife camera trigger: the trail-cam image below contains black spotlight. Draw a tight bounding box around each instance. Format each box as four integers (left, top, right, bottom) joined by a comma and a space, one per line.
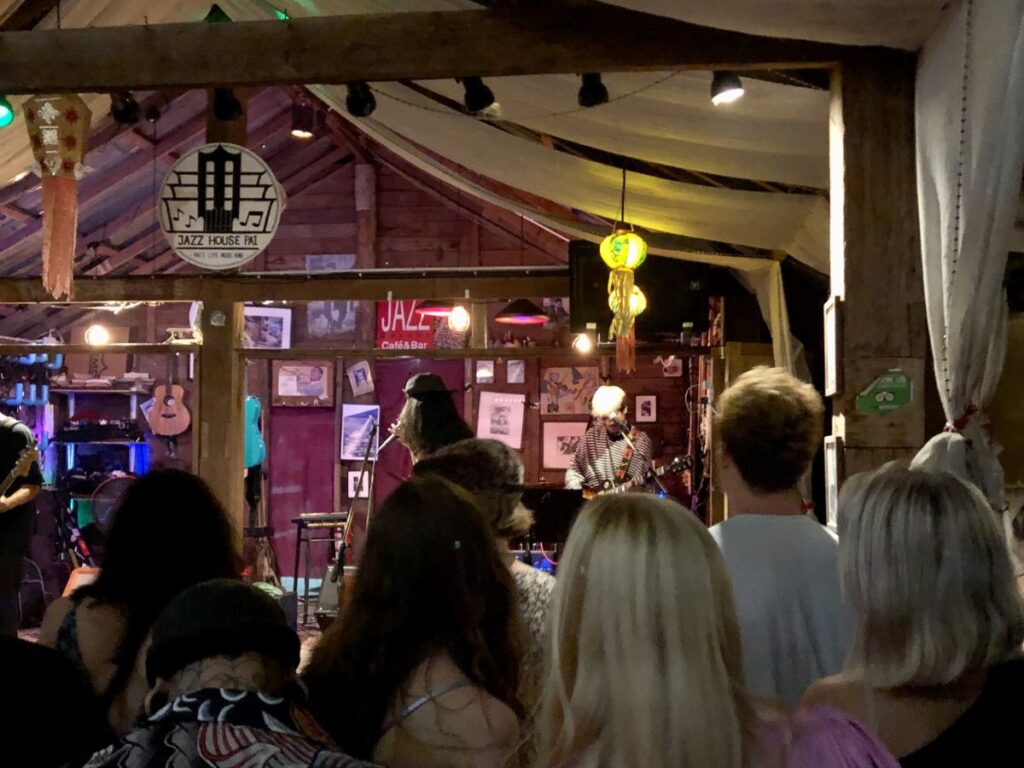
109, 91, 140, 125
577, 73, 609, 108
290, 101, 316, 138
345, 82, 376, 118
213, 87, 243, 121
710, 71, 745, 106
460, 76, 495, 113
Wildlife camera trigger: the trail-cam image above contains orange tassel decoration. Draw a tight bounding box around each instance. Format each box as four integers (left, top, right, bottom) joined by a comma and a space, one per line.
25, 95, 91, 300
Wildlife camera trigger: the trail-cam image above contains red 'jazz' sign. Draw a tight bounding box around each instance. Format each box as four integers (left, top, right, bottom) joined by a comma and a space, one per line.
376, 300, 436, 350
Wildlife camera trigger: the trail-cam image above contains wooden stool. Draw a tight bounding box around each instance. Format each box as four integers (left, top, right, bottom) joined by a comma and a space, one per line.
291, 513, 347, 626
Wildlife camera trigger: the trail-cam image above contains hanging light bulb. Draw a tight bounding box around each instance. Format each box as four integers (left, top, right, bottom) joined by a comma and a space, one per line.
572, 332, 594, 354
0, 96, 15, 128
448, 305, 471, 333
84, 324, 111, 346
212, 88, 243, 121
710, 71, 745, 106
290, 101, 316, 139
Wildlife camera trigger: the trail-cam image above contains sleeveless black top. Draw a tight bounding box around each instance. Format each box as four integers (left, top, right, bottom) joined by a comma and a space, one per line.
900, 657, 1024, 767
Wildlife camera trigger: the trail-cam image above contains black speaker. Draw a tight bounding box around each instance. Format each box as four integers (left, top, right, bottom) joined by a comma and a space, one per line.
569, 240, 710, 335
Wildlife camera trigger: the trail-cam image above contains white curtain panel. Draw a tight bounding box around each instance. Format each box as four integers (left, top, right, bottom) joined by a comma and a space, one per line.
913, 0, 1024, 507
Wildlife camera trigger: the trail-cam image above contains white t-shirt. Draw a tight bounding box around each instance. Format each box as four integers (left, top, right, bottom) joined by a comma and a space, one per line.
709, 514, 851, 707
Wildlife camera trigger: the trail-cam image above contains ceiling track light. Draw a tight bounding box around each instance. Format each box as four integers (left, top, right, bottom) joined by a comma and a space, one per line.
212, 87, 243, 122
710, 71, 745, 106
110, 90, 140, 126
290, 100, 316, 139
345, 82, 376, 118
577, 73, 609, 108
459, 76, 495, 114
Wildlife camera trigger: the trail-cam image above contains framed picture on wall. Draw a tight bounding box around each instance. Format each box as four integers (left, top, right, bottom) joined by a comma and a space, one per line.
272, 360, 334, 407
635, 395, 657, 422
476, 360, 495, 384
243, 306, 292, 349
824, 296, 842, 396
341, 404, 381, 461
542, 421, 589, 470
347, 470, 370, 499
507, 359, 526, 384
824, 435, 844, 530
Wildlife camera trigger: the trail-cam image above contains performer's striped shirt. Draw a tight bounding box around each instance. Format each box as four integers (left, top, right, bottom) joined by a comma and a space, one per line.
564, 425, 654, 492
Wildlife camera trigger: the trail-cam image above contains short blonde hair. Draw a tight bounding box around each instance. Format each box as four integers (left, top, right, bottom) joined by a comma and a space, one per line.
839, 466, 1024, 688
539, 494, 751, 768
715, 366, 823, 492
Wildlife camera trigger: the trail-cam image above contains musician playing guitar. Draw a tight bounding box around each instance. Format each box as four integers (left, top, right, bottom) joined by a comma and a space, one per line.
0, 413, 42, 635
565, 385, 654, 496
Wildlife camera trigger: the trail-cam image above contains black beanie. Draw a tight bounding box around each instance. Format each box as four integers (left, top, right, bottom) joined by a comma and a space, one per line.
146, 578, 300, 685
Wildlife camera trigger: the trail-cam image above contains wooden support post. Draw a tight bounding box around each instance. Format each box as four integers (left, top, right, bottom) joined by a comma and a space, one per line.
829, 52, 929, 479
354, 163, 378, 348
196, 89, 248, 549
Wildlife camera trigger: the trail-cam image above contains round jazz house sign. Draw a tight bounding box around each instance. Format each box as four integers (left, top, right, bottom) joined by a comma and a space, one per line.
159, 142, 282, 270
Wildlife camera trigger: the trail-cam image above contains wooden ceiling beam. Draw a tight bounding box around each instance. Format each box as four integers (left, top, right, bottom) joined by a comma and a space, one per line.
0, 8, 867, 94
0, 269, 568, 304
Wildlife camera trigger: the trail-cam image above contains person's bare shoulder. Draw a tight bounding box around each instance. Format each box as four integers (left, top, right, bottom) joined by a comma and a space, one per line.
802, 672, 862, 715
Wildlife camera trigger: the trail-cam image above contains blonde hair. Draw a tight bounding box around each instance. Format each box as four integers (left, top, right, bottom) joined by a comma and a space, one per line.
590, 385, 626, 418
539, 494, 751, 768
715, 366, 823, 492
840, 466, 1024, 688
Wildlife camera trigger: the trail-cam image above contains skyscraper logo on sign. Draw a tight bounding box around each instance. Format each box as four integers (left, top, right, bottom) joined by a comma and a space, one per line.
160, 142, 282, 270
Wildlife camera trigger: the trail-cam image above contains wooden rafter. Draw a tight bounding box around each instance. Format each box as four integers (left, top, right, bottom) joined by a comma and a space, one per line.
0, 8, 876, 94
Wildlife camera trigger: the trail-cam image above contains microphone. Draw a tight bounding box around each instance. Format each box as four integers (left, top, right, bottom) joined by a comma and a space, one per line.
377, 431, 399, 452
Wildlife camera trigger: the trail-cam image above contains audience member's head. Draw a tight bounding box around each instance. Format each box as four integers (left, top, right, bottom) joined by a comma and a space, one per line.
413, 438, 532, 541
715, 366, 823, 496
0, 636, 113, 767
304, 475, 521, 758
145, 579, 300, 709
393, 373, 473, 461
539, 493, 752, 768
839, 466, 1024, 688
77, 470, 239, 704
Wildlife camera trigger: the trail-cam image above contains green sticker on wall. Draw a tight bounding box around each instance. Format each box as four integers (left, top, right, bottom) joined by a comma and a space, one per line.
856, 369, 912, 415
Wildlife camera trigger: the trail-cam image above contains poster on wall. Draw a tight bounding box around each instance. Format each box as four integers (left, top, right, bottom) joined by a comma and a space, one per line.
307, 254, 358, 338
507, 359, 526, 384
272, 360, 334, 407
376, 299, 436, 350
542, 421, 589, 469
243, 307, 291, 349
341, 404, 381, 461
160, 143, 282, 270
539, 366, 601, 415
476, 392, 525, 450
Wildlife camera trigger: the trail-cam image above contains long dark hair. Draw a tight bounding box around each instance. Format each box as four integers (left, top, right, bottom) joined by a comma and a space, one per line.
75, 469, 239, 705
400, 391, 473, 459
303, 475, 522, 758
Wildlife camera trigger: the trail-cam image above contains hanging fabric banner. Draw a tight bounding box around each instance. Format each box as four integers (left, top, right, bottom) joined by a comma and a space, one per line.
25, 95, 91, 300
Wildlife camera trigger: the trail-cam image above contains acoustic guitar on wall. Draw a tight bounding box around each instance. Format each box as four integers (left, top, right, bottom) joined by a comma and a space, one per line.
148, 354, 191, 438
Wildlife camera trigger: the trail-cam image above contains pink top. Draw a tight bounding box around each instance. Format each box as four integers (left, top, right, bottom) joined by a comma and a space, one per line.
753, 706, 900, 768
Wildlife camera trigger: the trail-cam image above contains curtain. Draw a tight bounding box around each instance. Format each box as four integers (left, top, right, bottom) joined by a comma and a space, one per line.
912, 0, 1024, 508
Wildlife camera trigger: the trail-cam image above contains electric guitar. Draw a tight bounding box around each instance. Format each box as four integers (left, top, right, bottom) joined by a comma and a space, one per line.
0, 445, 40, 504
148, 354, 191, 438
583, 455, 692, 499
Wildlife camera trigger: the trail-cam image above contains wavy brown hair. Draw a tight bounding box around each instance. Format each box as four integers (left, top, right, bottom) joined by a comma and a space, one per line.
303, 475, 522, 758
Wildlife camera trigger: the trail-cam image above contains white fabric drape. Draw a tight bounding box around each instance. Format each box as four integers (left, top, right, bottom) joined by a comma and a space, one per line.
912, 0, 1024, 509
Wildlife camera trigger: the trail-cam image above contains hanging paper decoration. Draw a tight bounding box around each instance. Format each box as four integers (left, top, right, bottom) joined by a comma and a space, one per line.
25, 95, 91, 299
600, 227, 648, 372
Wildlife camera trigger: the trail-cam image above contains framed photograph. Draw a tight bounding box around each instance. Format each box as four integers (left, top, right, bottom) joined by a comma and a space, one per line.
635, 395, 657, 422
824, 435, 845, 530
476, 392, 525, 450
243, 306, 292, 349
347, 470, 370, 499
341, 404, 381, 461
662, 358, 683, 377
540, 366, 600, 415
543, 297, 570, 328
824, 296, 843, 396
476, 360, 495, 384
272, 361, 334, 407
543, 421, 589, 470
346, 360, 375, 397
507, 359, 526, 385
